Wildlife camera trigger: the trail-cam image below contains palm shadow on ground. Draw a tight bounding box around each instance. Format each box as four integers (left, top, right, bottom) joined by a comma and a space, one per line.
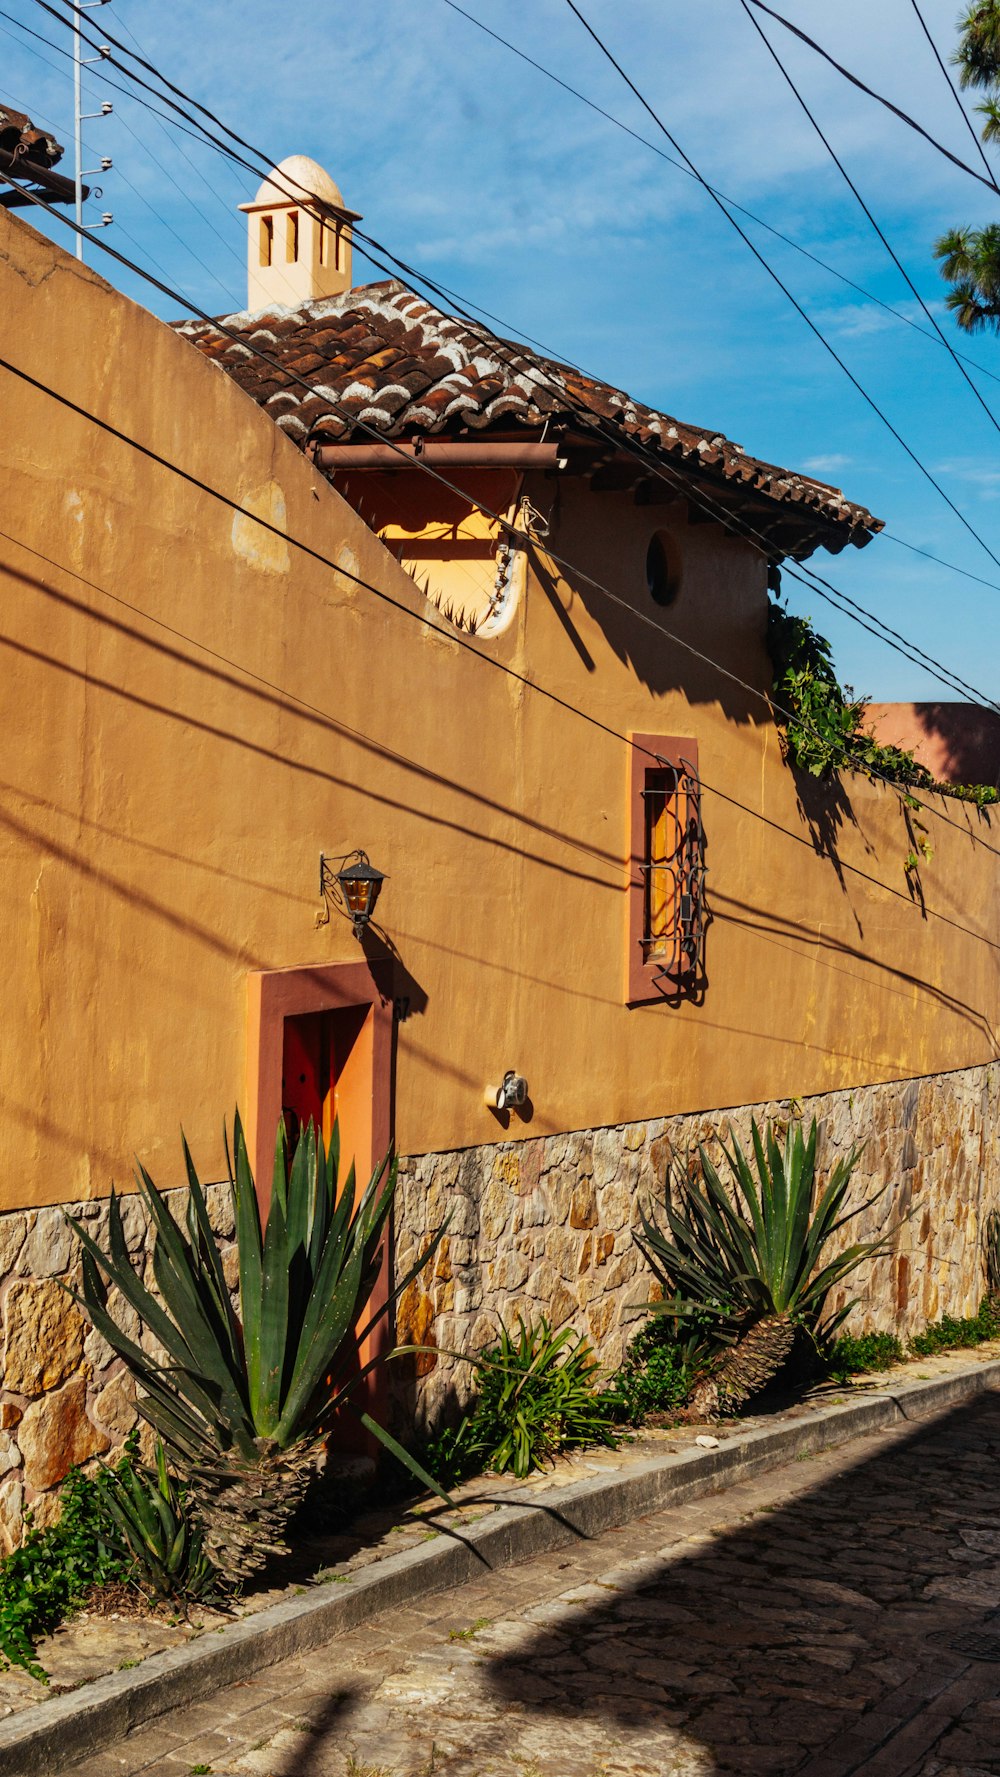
477, 1390, 1000, 1776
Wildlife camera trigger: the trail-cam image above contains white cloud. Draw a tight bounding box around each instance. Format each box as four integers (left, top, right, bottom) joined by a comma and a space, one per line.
802, 453, 852, 475
935, 459, 1000, 497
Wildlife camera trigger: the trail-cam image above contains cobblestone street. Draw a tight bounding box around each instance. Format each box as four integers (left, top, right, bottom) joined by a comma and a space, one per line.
73, 1391, 1000, 1777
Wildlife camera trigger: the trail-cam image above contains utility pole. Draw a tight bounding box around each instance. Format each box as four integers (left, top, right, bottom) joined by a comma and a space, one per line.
73, 0, 114, 262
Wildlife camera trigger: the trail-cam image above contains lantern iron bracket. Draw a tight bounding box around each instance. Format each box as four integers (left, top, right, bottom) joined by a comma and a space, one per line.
318, 848, 387, 939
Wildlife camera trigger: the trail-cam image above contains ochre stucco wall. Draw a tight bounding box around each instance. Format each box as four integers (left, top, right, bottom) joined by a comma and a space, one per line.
2, 208, 999, 1211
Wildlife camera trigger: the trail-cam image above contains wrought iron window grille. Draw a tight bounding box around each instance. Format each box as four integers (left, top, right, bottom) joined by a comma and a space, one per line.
639, 754, 707, 990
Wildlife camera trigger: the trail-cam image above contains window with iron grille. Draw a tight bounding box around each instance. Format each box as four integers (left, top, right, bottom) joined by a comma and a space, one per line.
627, 735, 707, 1003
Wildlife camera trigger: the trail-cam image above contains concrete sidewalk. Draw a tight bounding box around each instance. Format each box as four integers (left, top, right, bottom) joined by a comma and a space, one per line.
1, 1350, 998, 1774
64, 1362, 1000, 1777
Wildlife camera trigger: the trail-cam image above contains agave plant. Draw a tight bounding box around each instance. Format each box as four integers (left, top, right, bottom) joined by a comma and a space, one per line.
68, 1113, 445, 1582
637, 1118, 890, 1416
101, 1439, 218, 1603
984, 1208, 1000, 1304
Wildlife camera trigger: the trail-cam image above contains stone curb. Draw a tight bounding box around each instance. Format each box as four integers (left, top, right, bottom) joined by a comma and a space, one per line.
3, 1358, 998, 1775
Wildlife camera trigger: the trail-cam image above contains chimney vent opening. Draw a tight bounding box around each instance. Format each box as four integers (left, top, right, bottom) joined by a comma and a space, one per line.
239, 155, 361, 312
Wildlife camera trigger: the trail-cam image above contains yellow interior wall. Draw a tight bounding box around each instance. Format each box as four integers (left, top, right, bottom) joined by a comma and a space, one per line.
2, 208, 998, 1211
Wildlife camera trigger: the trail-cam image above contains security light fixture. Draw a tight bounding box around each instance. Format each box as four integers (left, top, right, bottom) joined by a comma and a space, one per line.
319, 849, 386, 938
485, 1070, 529, 1113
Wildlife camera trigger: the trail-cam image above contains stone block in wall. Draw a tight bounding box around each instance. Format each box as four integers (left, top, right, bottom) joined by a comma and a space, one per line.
0, 1176, 236, 1536
0, 1478, 23, 1555
19, 1208, 75, 1278
19, 1375, 110, 1491
0, 1214, 27, 1277
92, 1369, 138, 1441
394, 1059, 1000, 1433
3, 1279, 85, 1394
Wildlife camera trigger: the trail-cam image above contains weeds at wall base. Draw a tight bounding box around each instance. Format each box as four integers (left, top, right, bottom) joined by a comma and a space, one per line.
827, 1299, 1000, 1380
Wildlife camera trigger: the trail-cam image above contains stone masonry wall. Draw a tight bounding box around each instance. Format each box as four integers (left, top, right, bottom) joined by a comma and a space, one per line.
0, 1186, 235, 1553
392, 1061, 1000, 1434
0, 1061, 996, 1536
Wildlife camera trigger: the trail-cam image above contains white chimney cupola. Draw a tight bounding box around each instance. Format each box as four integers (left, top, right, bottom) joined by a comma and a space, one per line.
238, 155, 360, 311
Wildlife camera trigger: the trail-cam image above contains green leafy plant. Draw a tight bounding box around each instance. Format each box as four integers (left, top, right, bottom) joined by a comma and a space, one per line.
605, 1317, 713, 1424
932, 6, 1000, 331
826, 1330, 905, 1381
767, 599, 867, 780
909, 1298, 1000, 1356
0, 1446, 142, 1681
766, 599, 997, 806
68, 1114, 448, 1583
637, 1119, 891, 1415
425, 1317, 618, 1482
100, 1439, 218, 1603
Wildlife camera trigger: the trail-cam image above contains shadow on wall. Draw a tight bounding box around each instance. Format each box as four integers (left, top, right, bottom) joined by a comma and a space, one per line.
788, 764, 865, 915
479, 1389, 1000, 1775
533, 516, 770, 725
868, 702, 1000, 791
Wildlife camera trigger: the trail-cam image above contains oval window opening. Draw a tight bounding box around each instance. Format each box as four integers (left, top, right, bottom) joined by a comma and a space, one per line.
646, 532, 681, 607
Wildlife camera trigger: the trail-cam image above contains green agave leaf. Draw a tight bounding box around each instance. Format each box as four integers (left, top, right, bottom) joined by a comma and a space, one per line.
358, 1411, 454, 1507
233, 1112, 263, 1415
274, 1235, 371, 1442
66, 1239, 217, 1425
252, 1163, 290, 1436
284, 1119, 317, 1268
147, 1222, 239, 1402
287, 1157, 397, 1394
181, 1133, 242, 1368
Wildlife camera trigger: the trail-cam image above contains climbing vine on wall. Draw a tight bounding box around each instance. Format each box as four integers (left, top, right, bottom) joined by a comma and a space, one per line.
766, 598, 998, 811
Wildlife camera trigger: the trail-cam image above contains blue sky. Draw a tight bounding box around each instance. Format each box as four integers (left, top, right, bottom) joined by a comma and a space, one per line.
4, 0, 1000, 708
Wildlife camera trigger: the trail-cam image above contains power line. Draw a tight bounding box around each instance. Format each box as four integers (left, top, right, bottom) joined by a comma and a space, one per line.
0, 3, 239, 305
33, 0, 1000, 597
790, 568, 999, 710
112, 9, 248, 273
0, 50, 990, 728
882, 530, 1000, 596
38, 0, 1000, 404
439, 0, 1000, 392
8, 20, 998, 723
738, 0, 1000, 443
743, 0, 1000, 197
563, 0, 1000, 576
3, 163, 999, 877
908, 0, 997, 184
345, 215, 1000, 709
8, 15, 993, 728
2, 343, 998, 956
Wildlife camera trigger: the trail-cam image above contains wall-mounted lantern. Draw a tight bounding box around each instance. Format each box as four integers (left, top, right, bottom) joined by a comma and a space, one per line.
319, 849, 386, 939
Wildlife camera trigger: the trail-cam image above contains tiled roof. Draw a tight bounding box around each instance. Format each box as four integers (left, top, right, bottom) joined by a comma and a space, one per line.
0, 105, 64, 172
177, 280, 880, 553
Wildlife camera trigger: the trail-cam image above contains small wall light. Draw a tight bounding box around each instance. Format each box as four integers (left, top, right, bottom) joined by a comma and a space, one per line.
485, 1070, 529, 1113
319, 849, 387, 938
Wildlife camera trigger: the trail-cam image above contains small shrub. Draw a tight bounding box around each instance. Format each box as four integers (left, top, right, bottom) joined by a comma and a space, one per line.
0, 1444, 139, 1681
909, 1299, 1000, 1357
0, 1431, 217, 1682
425, 1317, 618, 1483
605, 1318, 712, 1423
101, 1440, 218, 1603
423, 1420, 477, 1492
826, 1331, 905, 1381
